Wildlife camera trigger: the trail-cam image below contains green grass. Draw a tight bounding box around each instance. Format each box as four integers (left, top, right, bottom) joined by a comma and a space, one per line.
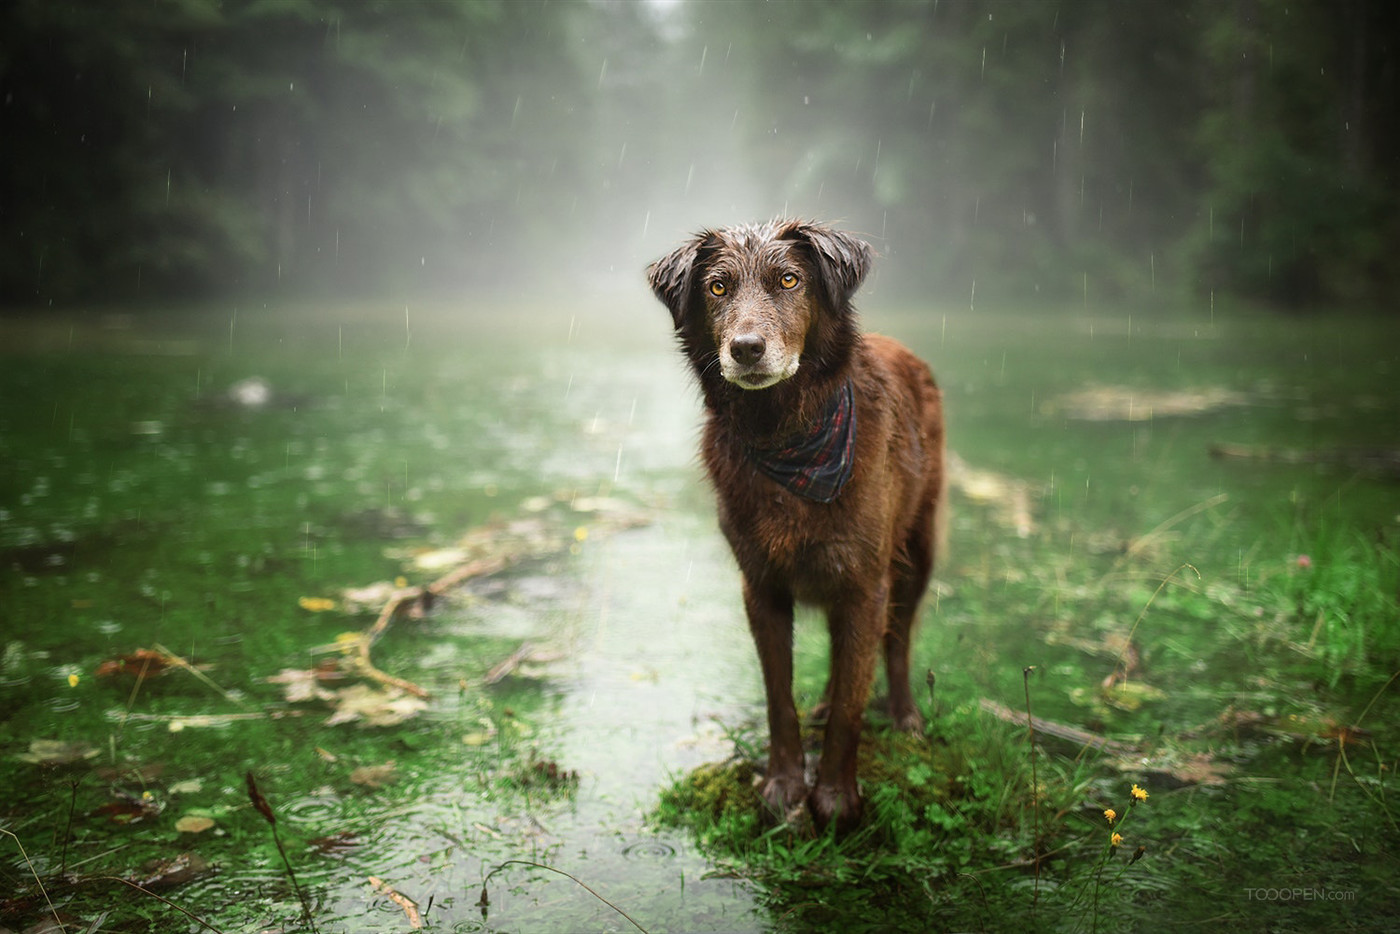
3, 300, 1399, 931
652, 473, 1400, 932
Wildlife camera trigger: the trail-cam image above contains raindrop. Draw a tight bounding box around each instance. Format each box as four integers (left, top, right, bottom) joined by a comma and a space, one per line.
621, 839, 677, 860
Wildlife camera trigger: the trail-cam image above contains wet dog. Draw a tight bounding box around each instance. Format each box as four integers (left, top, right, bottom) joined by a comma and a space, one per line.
647, 219, 944, 832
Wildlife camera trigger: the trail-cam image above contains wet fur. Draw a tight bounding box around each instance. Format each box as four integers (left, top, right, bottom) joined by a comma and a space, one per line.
647, 219, 945, 832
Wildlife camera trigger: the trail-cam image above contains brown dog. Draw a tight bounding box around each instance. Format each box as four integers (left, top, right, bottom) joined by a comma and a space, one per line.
647, 219, 944, 832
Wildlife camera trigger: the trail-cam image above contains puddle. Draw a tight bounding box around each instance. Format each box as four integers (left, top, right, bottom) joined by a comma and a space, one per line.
2, 303, 1398, 931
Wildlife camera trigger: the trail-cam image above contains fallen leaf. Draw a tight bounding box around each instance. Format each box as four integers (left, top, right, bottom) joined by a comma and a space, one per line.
341, 581, 403, 612
168, 779, 203, 795
16, 738, 99, 765
349, 761, 398, 789
461, 717, 499, 746
95, 648, 172, 679
325, 684, 427, 727
267, 667, 337, 703
411, 547, 467, 571
133, 851, 211, 889
94, 790, 163, 823
175, 815, 216, 833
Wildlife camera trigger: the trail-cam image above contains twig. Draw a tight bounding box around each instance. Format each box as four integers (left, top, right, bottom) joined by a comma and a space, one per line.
369, 876, 423, 929
152, 642, 253, 708
427, 555, 510, 595
479, 859, 649, 933
979, 698, 1137, 756
484, 642, 537, 686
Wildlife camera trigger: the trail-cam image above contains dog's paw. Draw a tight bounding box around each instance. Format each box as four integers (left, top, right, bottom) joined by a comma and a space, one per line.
756, 771, 808, 818
891, 706, 924, 734
808, 782, 863, 835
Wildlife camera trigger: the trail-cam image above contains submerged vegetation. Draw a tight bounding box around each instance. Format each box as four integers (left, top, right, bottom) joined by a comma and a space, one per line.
2, 302, 1398, 931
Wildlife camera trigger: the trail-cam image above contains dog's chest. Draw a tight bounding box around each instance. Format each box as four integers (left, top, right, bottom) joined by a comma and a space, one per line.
719, 492, 875, 600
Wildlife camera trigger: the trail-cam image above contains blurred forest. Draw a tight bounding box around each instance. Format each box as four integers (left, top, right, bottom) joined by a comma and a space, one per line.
2, 0, 1396, 308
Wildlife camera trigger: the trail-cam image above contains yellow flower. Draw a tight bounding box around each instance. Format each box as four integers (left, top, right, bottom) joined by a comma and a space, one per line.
1131, 783, 1149, 803
1103, 808, 1117, 824
1111, 832, 1124, 848
68, 673, 80, 688
574, 526, 588, 542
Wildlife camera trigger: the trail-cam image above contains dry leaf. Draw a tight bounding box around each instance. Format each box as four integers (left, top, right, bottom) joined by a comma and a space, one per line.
267, 668, 336, 703
133, 852, 211, 889
175, 815, 216, 833
349, 761, 398, 789
325, 684, 427, 727
95, 648, 172, 679
16, 739, 99, 765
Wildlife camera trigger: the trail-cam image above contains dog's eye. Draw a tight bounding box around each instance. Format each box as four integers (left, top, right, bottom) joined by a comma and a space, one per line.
779, 273, 799, 290
709, 281, 726, 297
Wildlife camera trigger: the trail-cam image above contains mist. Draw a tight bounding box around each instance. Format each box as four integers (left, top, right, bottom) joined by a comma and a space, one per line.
4, 0, 1396, 309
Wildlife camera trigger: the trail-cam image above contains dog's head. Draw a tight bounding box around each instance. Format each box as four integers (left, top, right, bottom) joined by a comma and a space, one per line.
646, 220, 871, 391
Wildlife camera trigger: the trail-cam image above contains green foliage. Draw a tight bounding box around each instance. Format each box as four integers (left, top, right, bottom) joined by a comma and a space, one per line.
1278, 526, 1400, 684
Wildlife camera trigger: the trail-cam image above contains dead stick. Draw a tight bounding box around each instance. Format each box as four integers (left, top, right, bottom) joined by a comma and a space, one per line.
369, 876, 423, 929
979, 698, 1137, 756
484, 642, 536, 686
428, 555, 510, 596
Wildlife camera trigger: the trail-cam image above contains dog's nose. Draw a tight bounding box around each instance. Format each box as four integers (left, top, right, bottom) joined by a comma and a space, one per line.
729, 334, 766, 366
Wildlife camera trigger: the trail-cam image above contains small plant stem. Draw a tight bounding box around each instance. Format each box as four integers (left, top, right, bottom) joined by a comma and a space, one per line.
479, 859, 649, 933
246, 772, 318, 933
1, 829, 63, 932
60, 779, 79, 876
88, 877, 228, 933
1023, 666, 1040, 912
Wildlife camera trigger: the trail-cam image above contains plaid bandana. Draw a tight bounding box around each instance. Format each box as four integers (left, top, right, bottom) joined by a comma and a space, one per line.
748, 379, 857, 503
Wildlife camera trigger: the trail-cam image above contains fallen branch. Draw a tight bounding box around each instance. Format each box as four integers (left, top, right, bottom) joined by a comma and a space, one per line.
351, 589, 431, 698
484, 642, 537, 686
334, 502, 651, 701
978, 698, 1137, 756
1209, 443, 1400, 477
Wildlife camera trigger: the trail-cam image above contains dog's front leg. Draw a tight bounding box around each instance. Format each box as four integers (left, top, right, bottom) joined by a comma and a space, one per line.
809, 584, 887, 833
743, 579, 805, 816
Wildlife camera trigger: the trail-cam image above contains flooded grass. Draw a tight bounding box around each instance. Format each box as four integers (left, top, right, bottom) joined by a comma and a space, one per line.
2, 297, 1398, 931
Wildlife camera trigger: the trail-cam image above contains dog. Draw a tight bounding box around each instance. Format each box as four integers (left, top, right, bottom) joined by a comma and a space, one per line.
647, 219, 944, 832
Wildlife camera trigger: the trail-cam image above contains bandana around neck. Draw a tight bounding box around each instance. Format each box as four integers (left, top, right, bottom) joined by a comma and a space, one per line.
747, 379, 857, 503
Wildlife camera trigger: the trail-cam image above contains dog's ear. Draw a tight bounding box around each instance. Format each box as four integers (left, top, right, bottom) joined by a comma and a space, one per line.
646, 235, 708, 328
785, 222, 872, 308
